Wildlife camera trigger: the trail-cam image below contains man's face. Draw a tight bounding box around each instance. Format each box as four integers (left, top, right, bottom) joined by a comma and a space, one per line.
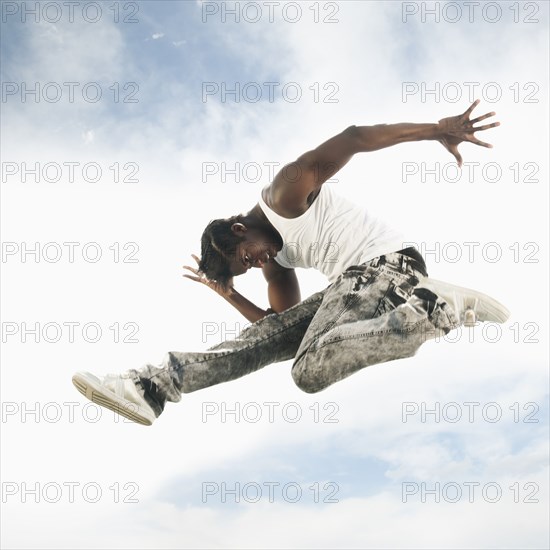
228, 229, 279, 276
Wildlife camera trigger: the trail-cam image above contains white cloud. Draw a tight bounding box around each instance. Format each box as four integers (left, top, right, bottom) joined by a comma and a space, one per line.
81, 129, 94, 144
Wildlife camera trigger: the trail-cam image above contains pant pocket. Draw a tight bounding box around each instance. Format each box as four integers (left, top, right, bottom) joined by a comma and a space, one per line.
374, 281, 409, 317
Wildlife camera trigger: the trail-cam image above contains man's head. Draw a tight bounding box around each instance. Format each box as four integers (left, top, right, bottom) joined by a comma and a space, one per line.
198, 214, 281, 291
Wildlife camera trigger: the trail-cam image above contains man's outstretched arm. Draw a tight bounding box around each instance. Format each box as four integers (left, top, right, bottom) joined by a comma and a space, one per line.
348, 99, 498, 166
269, 99, 499, 209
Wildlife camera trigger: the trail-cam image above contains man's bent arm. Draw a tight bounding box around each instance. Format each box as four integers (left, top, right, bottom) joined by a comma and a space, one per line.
183, 257, 275, 323
221, 265, 301, 323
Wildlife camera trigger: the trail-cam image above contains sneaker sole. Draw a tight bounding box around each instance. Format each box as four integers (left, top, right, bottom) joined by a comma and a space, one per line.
423, 278, 511, 324
72, 372, 155, 426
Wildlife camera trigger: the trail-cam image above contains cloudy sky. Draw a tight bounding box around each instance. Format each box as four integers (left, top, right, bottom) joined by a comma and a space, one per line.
1, 1, 548, 548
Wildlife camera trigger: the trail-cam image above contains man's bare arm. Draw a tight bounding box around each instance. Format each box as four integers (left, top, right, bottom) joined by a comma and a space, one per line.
269, 100, 499, 210
262, 260, 301, 313
218, 263, 300, 322
183, 254, 300, 323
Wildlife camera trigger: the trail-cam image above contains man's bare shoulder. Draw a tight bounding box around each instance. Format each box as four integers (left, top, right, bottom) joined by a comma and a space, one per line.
261, 183, 320, 218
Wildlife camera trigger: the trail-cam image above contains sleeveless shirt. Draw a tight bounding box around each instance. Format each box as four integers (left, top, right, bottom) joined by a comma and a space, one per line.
258, 185, 405, 282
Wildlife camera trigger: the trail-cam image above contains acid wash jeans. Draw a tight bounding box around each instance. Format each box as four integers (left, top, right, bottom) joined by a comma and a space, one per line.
130, 250, 458, 417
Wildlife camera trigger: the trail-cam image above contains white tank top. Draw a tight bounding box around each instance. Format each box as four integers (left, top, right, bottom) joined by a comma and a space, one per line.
258, 185, 405, 282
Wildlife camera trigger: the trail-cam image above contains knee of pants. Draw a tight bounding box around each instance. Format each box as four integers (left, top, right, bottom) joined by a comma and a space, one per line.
291, 350, 328, 394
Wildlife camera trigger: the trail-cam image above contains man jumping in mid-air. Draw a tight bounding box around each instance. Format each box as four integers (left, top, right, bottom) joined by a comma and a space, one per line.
72, 99, 510, 425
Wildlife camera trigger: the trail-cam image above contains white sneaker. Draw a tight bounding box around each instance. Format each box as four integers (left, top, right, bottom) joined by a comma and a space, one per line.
72, 371, 157, 426
417, 278, 510, 327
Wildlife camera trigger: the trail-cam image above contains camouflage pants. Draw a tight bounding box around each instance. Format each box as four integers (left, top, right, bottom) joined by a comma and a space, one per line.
131, 251, 458, 417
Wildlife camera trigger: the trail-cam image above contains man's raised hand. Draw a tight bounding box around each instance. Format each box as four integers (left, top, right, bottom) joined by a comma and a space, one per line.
182, 254, 233, 296
436, 99, 500, 167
